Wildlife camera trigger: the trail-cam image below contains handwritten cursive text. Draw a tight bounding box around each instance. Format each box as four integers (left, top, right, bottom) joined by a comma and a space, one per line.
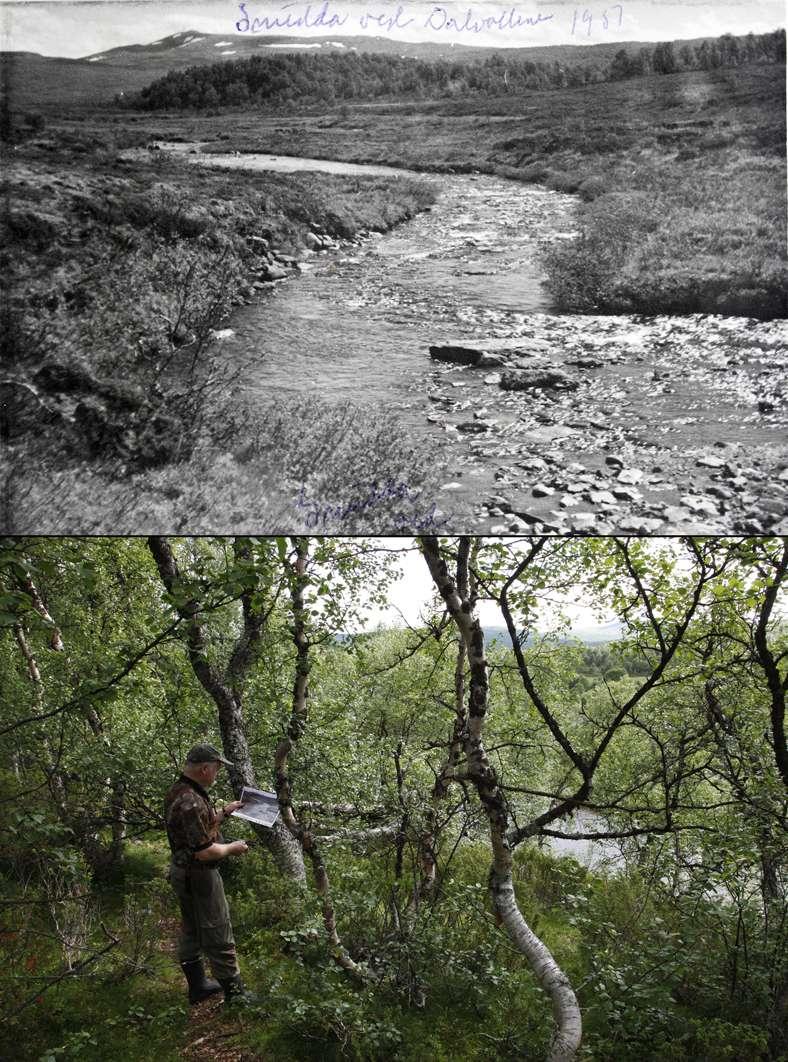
294, 479, 449, 531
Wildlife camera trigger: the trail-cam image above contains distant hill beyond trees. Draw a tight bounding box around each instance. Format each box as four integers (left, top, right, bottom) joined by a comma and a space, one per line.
130, 29, 785, 110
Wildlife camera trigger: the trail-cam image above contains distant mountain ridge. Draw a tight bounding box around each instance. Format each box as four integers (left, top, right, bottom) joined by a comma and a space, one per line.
3, 29, 656, 110
80, 28, 666, 65
483, 623, 622, 647
343, 625, 622, 645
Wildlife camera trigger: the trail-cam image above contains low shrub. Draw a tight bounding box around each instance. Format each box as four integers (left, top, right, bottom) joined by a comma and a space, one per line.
541, 162, 787, 318
3, 393, 448, 533
577, 175, 608, 201
543, 169, 582, 194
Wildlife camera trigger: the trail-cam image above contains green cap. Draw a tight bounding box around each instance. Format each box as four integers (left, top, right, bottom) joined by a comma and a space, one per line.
185, 743, 234, 767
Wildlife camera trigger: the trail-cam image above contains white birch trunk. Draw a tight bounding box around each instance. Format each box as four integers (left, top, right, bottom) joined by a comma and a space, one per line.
420, 536, 583, 1062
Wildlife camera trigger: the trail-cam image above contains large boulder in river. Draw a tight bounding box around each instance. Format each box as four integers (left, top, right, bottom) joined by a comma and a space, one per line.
499, 368, 578, 392
430, 338, 554, 367
477, 352, 507, 367
429, 344, 484, 366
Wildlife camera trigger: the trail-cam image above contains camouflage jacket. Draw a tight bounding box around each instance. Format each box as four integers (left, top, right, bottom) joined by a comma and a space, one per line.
164, 775, 224, 867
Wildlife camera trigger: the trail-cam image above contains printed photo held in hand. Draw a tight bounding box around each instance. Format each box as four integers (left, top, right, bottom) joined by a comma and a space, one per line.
230, 787, 282, 828
2, 0, 786, 534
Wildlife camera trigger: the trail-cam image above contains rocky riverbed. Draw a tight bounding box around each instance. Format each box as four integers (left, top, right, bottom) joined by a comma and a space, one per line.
421, 315, 788, 533
160, 147, 788, 533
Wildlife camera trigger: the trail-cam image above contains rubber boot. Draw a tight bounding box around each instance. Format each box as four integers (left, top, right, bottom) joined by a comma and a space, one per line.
218, 974, 258, 1005
181, 959, 223, 1004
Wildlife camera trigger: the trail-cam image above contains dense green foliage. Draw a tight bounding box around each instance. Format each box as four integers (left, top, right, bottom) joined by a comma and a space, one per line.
1, 536, 785, 1061
131, 30, 785, 110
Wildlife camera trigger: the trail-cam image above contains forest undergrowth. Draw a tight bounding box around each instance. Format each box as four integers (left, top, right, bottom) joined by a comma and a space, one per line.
4, 836, 777, 1062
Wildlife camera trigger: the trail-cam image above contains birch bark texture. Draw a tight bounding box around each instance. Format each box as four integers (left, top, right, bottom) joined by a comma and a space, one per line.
420, 535, 583, 1062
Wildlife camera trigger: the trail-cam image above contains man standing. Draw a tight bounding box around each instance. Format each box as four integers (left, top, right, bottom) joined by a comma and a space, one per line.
164, 743, 255, 1005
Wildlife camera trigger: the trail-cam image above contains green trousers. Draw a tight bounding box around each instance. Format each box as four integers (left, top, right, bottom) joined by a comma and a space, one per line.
168, 862, 240, 980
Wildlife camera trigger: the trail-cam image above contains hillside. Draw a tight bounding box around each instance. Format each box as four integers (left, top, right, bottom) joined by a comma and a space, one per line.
0, 51, 161, 109
483, 624, 623, 647
127, 28, 784, 111
4, 26, 778, 111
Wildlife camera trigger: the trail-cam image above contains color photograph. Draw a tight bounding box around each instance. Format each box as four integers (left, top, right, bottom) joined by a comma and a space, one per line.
1, 534, 786, 1060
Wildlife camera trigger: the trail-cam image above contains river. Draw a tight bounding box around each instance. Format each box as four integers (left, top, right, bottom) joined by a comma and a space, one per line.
164, 146, 787, 534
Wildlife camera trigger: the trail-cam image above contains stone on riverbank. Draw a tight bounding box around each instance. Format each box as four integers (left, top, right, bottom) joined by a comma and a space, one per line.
499, 368, 578, 392
429, 336, 564, 368
259, 263, 290, 282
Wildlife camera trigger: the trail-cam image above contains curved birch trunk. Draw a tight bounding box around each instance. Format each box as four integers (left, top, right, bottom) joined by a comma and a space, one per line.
494, 872, 584, 1062
420, 536, 582, 1062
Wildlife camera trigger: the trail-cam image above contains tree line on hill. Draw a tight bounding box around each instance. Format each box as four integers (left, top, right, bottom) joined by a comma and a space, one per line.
129, 28, 786, 110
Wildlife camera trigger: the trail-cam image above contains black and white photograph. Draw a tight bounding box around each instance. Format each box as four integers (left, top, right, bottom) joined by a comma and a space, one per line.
232, 786, 281, 827
1, 0, 786, 533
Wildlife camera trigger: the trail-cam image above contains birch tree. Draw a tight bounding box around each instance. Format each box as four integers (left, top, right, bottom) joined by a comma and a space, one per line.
420, 535, 583, 1062
147, 535, 306, 883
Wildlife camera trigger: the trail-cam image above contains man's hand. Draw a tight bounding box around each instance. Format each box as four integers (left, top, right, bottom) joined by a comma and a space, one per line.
222, 800, 245, 819
227, 840, 249, 857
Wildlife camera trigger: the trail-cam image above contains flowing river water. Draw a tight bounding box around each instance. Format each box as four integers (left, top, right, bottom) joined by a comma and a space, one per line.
165, 146, 787, 533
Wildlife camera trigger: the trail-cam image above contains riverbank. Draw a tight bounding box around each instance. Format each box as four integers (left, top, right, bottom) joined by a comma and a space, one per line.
106, 151, 784, 536
129, 61, 786, 319
2, 132, 446, 531
172, 155, 786, 536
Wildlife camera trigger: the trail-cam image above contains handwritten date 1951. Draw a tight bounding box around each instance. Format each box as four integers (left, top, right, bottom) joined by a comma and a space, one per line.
570, 4, 624, 37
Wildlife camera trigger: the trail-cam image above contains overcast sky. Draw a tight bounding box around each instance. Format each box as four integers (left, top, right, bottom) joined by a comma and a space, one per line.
355, 538, 620, 639
2, 0, 784, 58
